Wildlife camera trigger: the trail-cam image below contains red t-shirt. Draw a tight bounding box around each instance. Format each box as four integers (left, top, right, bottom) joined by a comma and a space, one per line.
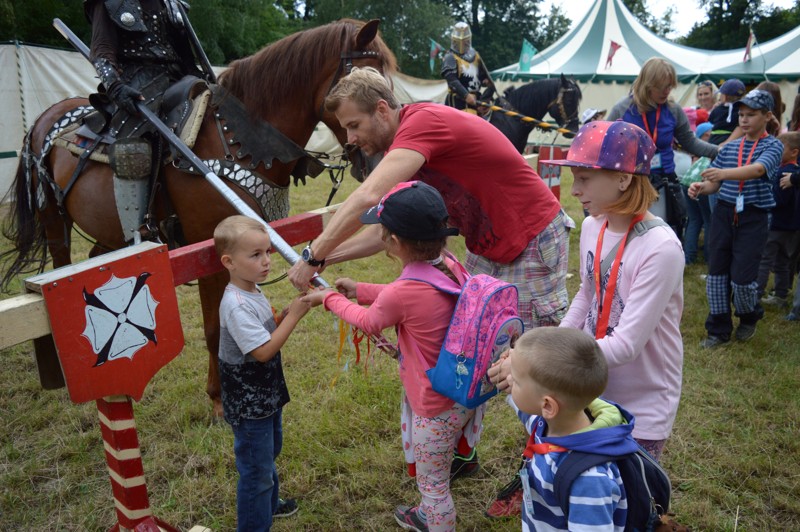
390, 103, 560, 263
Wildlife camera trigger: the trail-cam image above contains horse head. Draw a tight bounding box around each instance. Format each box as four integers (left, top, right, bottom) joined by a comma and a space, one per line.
316, 19, 398, 148
546, 74, 582, 138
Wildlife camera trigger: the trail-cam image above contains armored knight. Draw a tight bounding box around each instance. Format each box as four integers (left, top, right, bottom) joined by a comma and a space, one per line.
441, 22, 494, 112
84, 0, 208, 243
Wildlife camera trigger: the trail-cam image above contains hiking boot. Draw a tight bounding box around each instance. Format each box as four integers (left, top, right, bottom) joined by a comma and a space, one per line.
735, 323, 757, 341
394, 505, 428, 531
485, 474, 523, 518
450, 448, 480, 481
761, 294, 788, 307
699, 335, 729, 348
274, 498, 298, 518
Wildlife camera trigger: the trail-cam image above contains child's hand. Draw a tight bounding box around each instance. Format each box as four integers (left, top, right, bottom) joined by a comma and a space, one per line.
701, 167, 725, 183
688, 181, 704, 199
334, 278, 357, 299
488, 351, 512, 393
301, 287, 335, 307
285, 295, 312, 319
780, 172, 793, 190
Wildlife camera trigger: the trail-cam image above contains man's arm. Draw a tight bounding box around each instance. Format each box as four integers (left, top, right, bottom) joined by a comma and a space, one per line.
287, 148, 426, 288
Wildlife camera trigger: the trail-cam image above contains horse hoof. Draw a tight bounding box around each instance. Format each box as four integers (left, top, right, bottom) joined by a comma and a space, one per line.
212, 399, 224, 418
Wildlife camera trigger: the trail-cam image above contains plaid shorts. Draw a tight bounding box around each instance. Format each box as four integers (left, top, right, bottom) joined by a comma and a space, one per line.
466, 210, 569, 329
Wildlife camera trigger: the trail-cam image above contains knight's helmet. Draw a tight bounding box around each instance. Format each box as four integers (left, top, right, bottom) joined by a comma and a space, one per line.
451, 22, 472, 55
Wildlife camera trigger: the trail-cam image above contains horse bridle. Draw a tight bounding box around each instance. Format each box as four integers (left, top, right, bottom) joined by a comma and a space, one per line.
546, 82, 579, 126
318, 48, 382, 119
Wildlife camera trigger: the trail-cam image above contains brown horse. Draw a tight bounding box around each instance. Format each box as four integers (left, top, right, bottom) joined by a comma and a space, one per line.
1, 19, 396, 415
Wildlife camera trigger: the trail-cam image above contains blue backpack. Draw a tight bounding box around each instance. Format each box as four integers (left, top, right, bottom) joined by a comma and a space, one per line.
553, 445, 671, 532
400, 258, 524, 408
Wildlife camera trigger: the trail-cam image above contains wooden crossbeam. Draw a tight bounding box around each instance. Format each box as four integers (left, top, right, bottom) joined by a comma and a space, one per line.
0, 205, 338, 350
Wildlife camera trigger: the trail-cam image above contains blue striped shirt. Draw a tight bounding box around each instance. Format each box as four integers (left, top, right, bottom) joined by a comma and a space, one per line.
514, 401, 628, 531
710, 135, 784, 210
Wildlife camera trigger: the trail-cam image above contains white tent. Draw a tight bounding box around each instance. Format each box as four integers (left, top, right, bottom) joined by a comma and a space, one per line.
492, 0, 799, 132
0, 43, 450, 199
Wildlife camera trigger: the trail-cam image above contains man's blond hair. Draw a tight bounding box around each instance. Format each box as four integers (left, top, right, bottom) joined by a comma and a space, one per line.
325, 66, 399, 114
213, 215, 268, 257
515, 328, 608, 410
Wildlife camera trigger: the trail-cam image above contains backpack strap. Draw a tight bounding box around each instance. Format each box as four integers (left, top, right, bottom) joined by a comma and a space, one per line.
553, 451, 625, 521
599, 218, 669, 278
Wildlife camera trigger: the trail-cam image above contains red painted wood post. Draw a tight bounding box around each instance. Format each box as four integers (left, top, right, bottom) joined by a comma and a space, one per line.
97, 395, 178, 532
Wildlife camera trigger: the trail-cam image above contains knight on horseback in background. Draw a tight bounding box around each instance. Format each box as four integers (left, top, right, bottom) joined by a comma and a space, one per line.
84, 0, 213, 243
441, 22, 495, 114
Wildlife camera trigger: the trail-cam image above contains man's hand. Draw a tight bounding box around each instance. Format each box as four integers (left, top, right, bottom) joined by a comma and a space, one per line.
107, 81, 143, 115
288, 261, 318, 290
465, 93, 477, 108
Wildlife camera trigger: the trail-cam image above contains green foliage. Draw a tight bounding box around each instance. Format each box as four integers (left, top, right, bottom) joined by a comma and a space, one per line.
682, 0, 800, 50
0, 0, 89, 46
187, 0, 301, 65
309, 0, 454, 79
621, 0, 675, 37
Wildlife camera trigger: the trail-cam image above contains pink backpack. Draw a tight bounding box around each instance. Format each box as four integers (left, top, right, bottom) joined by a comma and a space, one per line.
401, 258, 524, 408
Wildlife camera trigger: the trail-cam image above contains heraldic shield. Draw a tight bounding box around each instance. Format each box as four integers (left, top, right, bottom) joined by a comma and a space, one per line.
28, 242, 184, 403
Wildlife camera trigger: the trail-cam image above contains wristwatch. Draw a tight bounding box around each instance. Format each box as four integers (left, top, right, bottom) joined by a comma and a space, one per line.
301, 245, 325, 267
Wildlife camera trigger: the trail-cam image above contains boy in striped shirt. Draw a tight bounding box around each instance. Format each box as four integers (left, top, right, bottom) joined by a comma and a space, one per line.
495, 328, 640, 531
689, 89, 784, 347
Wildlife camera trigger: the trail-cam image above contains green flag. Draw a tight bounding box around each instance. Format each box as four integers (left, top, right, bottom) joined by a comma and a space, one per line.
519, 39, 537, 72
429, 38, 445, 72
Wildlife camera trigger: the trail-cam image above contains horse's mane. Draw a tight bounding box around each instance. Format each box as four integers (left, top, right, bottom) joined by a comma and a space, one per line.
218, 19, 397, 114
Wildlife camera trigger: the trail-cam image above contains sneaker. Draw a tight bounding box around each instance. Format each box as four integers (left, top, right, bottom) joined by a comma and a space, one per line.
485, 474, 523, 518
274, 498, 298, 518
394, 505, 428, 531
699, 335, 729, 348
761, 294, 788, 307
450, 448, 480, 481
735, 323, 757, 341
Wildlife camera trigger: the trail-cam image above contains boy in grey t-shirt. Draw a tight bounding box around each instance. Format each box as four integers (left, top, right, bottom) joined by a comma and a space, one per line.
214, 215, 310, 531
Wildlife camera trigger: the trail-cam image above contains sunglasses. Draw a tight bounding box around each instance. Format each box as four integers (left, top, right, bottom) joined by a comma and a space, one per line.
698, 81, 714, 87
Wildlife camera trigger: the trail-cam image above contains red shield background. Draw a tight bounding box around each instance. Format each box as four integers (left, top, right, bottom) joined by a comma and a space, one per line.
39, 244, 184, 403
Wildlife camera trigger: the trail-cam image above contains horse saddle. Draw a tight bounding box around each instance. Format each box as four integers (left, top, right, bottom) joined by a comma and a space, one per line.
52, 76, 212, 165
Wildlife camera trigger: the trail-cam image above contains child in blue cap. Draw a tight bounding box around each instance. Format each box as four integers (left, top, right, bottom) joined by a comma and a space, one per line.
689, 89, 785, 346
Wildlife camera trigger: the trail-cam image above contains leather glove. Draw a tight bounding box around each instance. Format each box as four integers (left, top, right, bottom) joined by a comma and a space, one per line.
107, 81, 143, 115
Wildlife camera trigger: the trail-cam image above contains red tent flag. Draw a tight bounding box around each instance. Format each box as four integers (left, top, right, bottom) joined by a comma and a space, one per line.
743, 28, 755, 62
605, 40, 622, 69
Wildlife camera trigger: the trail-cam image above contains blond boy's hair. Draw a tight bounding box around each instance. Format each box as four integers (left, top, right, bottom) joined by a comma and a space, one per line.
213, 215, 268, 257
515, 328, 608, 410
778, 131, 800, 153
632, 58, 677, 114
325, 66, 399, 114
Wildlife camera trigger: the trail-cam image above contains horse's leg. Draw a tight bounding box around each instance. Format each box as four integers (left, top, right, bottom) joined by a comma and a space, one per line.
198, 270, 228, 418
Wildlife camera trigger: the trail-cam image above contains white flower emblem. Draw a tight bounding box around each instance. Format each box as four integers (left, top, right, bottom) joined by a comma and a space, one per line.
81, 273, 159, 366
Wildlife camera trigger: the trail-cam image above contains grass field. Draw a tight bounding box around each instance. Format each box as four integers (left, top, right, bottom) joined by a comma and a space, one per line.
1, 168, 799, 531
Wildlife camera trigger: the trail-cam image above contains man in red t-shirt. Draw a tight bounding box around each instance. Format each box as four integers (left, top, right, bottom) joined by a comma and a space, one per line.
287, 65, 570, 495
289, 67, 569, 330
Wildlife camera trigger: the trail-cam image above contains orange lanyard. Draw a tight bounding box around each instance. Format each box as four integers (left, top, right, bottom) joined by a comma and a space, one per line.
523, 434, 568, 458
736, 132, 768, 193
593, 214, 645, 339
640, 105, 661, 145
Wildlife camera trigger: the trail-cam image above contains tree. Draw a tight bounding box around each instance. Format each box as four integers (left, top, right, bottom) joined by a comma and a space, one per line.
621, 0, 674, 37
310, 0, 454, 79
0, 1, 88, 47
680, 0, 800, 50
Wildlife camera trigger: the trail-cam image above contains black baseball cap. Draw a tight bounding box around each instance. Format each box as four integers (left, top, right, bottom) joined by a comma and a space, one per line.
359, 181, 460, 240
